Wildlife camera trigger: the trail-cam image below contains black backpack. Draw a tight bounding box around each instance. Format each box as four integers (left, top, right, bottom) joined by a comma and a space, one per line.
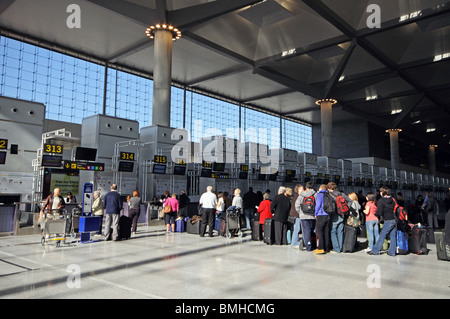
301, 194, 316, 215
322, 192, 336, 214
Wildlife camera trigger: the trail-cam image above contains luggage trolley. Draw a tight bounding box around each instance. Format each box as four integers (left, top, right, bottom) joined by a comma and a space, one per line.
225, 206, 243, 239
40, 209, 69, 247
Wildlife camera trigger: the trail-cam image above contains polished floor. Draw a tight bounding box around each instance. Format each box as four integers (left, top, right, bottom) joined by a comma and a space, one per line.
0, 225, 449, 299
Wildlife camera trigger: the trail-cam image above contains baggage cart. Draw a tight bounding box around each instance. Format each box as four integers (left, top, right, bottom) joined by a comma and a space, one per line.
40, 209, 69, 247
225, 206, 243, 239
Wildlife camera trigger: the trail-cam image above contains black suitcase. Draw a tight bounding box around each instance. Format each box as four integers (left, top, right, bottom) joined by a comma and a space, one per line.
434, 231, 449, 261
343, 225, 357, 253
426, 227, 435, 244
119, 215, 132, 240
408, 226, 428, 255
263, 218, 274, 245
252, 220, 262, 241
186, 219, 201, 234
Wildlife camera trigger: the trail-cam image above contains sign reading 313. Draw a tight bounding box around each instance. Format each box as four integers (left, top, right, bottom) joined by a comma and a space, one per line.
43, 143, 63, 154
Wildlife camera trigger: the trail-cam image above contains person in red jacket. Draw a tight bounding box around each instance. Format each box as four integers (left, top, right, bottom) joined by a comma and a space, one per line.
257, 193, 272, 230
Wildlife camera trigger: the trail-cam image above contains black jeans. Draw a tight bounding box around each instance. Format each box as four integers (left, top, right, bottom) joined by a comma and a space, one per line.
273, 220, 288, 245
200, 208, 215, 236
128, 207, 140, 233
316, 215, 330, 251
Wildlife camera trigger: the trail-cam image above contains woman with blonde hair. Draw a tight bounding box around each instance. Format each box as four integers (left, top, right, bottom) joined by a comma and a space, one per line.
92, 190, 103, 235
128, 190, 142, 236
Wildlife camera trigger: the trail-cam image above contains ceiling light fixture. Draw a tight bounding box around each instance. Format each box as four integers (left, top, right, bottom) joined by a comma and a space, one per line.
145, 24, 182, 41
315, 98, 338, 106
391, 109, 402, 115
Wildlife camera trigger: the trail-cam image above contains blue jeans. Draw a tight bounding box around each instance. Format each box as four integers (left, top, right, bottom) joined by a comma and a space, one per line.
372, 219, 397, 256
330, 214, 344, 252
244, 208, 255, 230
366, 220, 379, 250
300, 219, 316, 251
291, 217, 302, 247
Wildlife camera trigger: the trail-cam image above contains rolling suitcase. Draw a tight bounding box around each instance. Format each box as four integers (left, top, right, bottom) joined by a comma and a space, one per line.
186, 218, 201, 234
175, 218, 185, 232
251, 220, 262, 241
119, 215, 132, 240
408, 226, 428, 255
434, 231, 449, 261
426, 227, 435, 244
263, 218, 274, 245
396, 230, 409, 255
343, 225, 357, 253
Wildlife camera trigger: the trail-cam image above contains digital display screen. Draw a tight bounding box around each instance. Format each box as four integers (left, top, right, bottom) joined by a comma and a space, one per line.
41, 155, 63, 168
152, 164, 166, 174
173, 165, 186, 175
0, 151, 6, 165
258, 174, 267, 181
75, 147, 97, 161
201, 168, 212, 178
239, 171, 248, 180
118, 161, 134, 172
213, 162, 225, 172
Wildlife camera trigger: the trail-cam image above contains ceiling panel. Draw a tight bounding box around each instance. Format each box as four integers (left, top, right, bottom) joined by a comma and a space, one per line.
0, 0, 450, 155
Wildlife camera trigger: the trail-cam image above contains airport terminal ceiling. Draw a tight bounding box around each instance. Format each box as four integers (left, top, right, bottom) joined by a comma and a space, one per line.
1, 0, 450, 159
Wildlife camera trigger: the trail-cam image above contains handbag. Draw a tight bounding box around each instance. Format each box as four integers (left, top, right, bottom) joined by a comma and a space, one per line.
164, 198, 172, 213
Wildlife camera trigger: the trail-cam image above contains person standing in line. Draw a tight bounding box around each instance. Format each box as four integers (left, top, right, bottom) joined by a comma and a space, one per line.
367, 187, 397, 256
103, 184, 123, 241
271, 186, 291, 245
257, 193, 272, 231
363, 192, 379, 253
128, 190, 142, 236
216, 192, 225, 220
327, 182, 352, 253
199, 186, 217, 237
92, 190, 104, 235
232, 188, 243, 209
223, 192, 232, 212
164, 193, 179, 232
178, 190, 190, 218
296, 181, 316, 251
314, 184, 331, 254
243, 187, 258, 230
424, 192, 439, 229
289, 185, 303, 248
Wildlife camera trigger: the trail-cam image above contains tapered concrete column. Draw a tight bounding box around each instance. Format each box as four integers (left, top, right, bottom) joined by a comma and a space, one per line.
316, 99, 337, 157
428, 145, 437, 176
386, 129, 401, 170
152, 29, 173, 127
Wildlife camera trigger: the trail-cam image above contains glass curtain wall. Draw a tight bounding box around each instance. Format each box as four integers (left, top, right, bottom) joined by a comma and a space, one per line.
0, 36, 312, 153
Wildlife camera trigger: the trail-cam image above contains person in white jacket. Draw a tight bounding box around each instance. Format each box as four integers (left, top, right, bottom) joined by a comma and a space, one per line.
92, 190, 104, 235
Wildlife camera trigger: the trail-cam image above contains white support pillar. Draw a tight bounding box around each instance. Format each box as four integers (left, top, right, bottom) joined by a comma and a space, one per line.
316, 99, 337, 157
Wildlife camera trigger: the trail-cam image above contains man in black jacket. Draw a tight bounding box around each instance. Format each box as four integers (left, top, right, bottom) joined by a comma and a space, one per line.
178, 190, 190, 218
271, 186, 291, 245
243, 187, 258, 230
367, 187, 397, 256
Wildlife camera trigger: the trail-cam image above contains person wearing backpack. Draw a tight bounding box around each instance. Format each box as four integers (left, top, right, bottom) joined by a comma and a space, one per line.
367, 187, 397, 256
314, 184, 331, 254
327, 182, 352, 253
295, 181, 316, 251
